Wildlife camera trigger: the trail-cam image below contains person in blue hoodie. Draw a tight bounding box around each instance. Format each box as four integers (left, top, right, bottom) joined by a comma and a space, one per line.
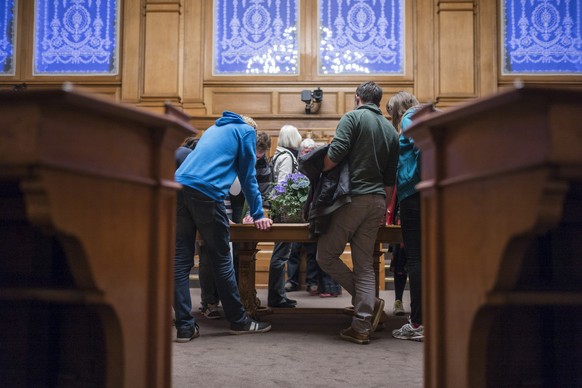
173, 111, 273, 341
386, 91, 424, 342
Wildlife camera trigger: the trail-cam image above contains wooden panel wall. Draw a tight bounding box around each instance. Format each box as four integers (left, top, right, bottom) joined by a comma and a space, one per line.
143, 2, 181, 98
1, 0, 580, 130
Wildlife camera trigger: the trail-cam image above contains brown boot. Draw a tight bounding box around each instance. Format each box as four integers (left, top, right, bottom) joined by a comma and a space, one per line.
371, 298, 385, 333
340, 327, 370, 345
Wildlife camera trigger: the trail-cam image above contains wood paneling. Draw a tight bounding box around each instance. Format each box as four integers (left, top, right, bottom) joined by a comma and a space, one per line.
437, 2, 476, 97
3, 0, 581, 122
143, 2, 181, 97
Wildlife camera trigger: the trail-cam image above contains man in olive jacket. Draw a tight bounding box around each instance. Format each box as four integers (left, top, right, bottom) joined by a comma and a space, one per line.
317, 81, 399, 345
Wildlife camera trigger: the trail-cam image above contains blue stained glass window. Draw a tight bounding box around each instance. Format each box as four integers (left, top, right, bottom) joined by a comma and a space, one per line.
502, 0, 582, 74
0, 0, 16, 75
214, 0, 299, 75
34, 0, 119, 75
319, 0, 405, 75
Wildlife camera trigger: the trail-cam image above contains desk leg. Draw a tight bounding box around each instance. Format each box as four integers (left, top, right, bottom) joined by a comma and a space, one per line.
373, 243, 385, 298
237, 242, 261, 317
373, 243, 390, 326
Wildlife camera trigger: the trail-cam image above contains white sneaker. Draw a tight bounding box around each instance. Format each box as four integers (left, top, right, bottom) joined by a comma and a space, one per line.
393, 300, 405, 316
392, 321, 424, 342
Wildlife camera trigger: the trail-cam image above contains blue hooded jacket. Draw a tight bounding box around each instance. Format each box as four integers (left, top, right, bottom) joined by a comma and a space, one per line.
396, 107, 421, 203
175, 111, 264, 220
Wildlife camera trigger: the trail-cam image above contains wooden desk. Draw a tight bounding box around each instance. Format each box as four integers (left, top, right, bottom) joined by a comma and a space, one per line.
407, 86, 582, 388
229, 223, 402, 316
0, 89, 195, 387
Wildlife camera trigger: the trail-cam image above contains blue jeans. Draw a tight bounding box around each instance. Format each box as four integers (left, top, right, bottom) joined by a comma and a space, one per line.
268, 242, 292, 306
287, 242, 319, 288
174, 187, 247, 331
198, 243, 219, 307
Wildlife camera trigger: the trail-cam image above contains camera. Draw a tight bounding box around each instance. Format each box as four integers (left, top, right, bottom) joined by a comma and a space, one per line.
301, 90, 312, 104
300, 87, 323, 114
312, 87, 323, 102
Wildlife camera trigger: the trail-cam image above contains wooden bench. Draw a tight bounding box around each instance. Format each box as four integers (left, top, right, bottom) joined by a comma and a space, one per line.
229, 223, 402, 317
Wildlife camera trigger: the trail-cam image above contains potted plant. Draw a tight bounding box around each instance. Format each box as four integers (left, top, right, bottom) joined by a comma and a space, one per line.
269, 172, 310, 223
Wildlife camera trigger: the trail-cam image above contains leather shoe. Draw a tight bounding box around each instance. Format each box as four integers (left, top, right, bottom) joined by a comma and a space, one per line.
284, 298, 297, 306
340, 327, 370, 345
269, 300, 296, 308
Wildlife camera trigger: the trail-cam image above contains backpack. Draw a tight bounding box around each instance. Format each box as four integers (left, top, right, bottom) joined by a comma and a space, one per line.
272, 148, 298, 176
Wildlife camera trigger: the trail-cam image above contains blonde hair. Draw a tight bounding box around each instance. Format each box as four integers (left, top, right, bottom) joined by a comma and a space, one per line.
386, 91, 419, 132
241, 115, 258, 129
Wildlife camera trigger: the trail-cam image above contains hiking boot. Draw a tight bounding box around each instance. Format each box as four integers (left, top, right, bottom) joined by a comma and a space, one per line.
176, 323, 200, 343
371, 298, 385, 333
201, 304, 221, 319
339, 327, 370, 345
229, 319, 272, 335
392, 321, 424, 342
393, 300, 405, 316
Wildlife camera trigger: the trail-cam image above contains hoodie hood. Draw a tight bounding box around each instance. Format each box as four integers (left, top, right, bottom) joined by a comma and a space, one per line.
216, 111, 246, 127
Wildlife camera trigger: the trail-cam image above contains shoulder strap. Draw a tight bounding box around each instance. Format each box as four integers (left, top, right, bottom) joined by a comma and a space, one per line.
273, 149, 298, 173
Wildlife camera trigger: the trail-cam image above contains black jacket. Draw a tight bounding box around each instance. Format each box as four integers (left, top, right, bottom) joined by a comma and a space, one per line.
298, 145, 351, 237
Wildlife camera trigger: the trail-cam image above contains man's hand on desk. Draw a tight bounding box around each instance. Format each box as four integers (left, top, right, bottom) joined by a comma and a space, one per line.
243, 215, 273, 231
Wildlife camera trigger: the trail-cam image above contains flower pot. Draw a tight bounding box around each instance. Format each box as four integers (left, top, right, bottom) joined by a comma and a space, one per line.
279, 213, 305, 223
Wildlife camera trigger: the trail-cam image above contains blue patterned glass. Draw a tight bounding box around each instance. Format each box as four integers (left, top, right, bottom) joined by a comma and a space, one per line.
502, 0, 582, 74
34, 0, 119, 75
0, 0, 16, 75
319, 0, 404, 75
214, 0, 299, 75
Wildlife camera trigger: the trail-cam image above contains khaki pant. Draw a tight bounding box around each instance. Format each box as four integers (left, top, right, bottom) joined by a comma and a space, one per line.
317, 194, 386, 333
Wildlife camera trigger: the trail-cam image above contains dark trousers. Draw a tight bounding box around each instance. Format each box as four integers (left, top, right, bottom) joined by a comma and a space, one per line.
399, 192, 422, 325
268, 242, 292, 306
391, 244, 408, 302
287, 242, 319, 288
174, 187, 247, 330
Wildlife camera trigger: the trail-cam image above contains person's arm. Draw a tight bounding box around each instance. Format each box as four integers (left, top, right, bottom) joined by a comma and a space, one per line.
323, 154, 337, 172
384, 185, 394, 225
325, 114, 353, 171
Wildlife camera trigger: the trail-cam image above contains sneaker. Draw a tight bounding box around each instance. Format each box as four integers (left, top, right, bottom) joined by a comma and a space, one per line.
319, 293, 339, 298
201, 304, 221, 319
393, 300, 405, 316
229, 319, 272, 335
307, 285, 319, 296
392, 321, 424, 342
339, 327, 370, 345
176, 324, 200, 343
371, 298, 385, 333
285, 282, 299, 292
